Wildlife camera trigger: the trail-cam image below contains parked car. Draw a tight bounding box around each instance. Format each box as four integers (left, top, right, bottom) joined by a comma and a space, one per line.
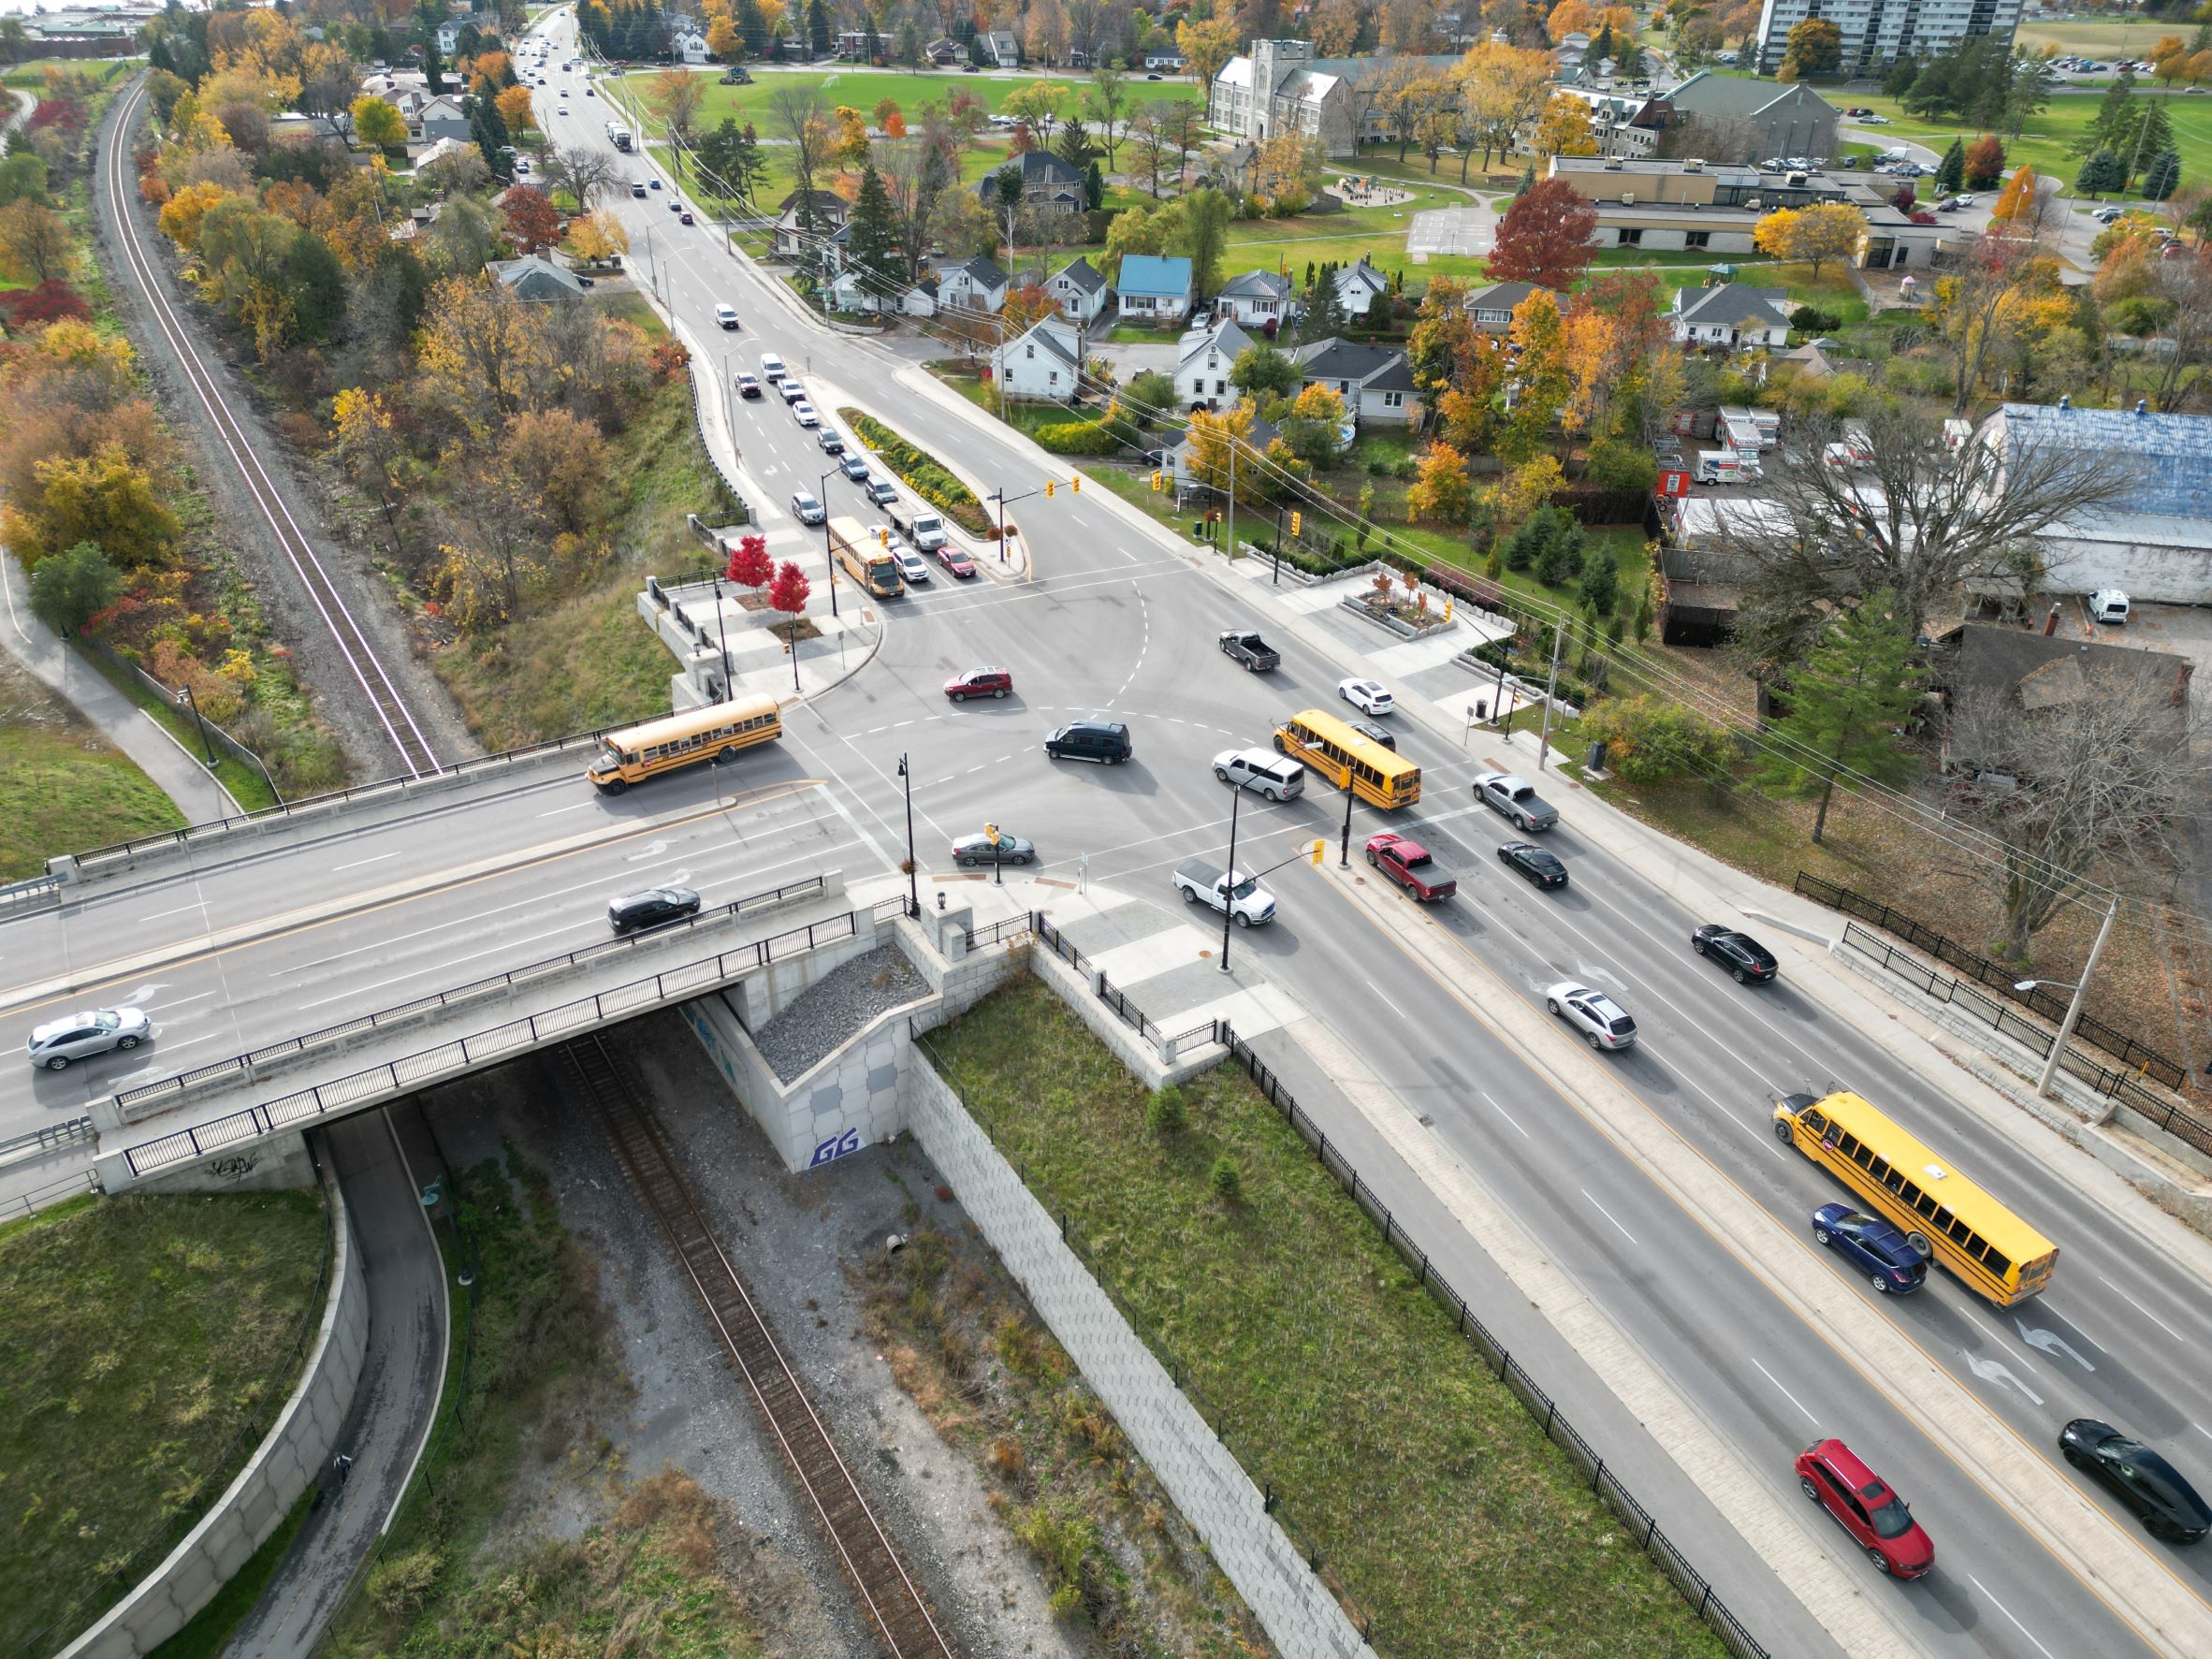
1691, 924, 1778, 983
608, 885, 701, 933
952, 831, 1033, 868
1498, 840, 1567, 889
1545, 982, 1637, 1050
1338, 676, 1394, 716
936, 544, 977, 577
1473, 771, 1559, 832
1796, 1439, 1935, 1577
1367, 833, 1456, 902
1811, 1204, 1928, 1293
26, 1007, 152, 1070
792, 400, 820, 427
2060, 1421, 2211, 1542
790, 490, 826, 525
945, 667, 1012, 701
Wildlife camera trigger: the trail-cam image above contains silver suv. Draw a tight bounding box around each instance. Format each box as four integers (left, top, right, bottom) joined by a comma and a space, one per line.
28, 1007, 152, 1070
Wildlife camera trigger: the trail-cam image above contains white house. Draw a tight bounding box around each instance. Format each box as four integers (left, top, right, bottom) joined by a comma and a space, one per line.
982, 29, 1020, 66
416, 95, 471, 144
1115, 255, 1193, 325
994, 317, 1085, 401
1669, 283, 1792, 350
1465, 279, 1541, 332
1174, 318, 1255, 410
936, 255, 1009, 312
675, 27, 711, 64
1215, 268, 1295, 329
1288, 338, 1418, 427
1046, 255, 1108, 325
1332, 256, 1390, 318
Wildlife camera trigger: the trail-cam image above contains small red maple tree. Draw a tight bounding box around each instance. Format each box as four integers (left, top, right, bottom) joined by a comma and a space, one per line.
724, 532, 772, 588
767, 560, 811, 636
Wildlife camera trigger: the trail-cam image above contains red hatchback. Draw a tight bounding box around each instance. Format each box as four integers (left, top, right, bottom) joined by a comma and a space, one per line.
1796, 1439, 1934, 1579
944, 667, 1012, 703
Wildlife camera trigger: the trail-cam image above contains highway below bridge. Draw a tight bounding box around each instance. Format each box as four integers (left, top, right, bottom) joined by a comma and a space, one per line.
8, 21, 2212, 1659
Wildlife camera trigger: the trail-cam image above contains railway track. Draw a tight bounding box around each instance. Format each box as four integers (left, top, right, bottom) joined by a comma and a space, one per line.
559, 1034, 957, 1659
102, 75, 444, 781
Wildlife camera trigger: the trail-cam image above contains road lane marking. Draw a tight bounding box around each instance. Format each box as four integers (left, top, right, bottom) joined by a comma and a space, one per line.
332, 851, 402, 872
2096, 1273, 2189, 1344
1581, 1187, 1638, 1245
1749, 1357, 1821, 1427
139, 903, 208, 923
1970, 1576, 2061, 1659
537, 803, 593, 817
1479, 1091, 1529, 1138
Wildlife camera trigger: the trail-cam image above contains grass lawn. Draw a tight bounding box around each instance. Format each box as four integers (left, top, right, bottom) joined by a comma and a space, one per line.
2016, 18, 2194, 59
923, 978, 1727, 1658
624, 65, 1202, 130
0, 658, 189, 879
4, 57, 138, 89
0, 1192, 329, 1658
1848, 88, 2212, 202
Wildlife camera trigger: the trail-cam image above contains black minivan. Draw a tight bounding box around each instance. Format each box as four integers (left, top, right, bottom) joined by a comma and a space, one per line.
1044, 720, 1132, 764
608, 886, 701, 933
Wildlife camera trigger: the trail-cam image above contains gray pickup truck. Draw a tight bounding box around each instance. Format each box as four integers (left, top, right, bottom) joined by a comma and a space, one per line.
1217, 630, 1281, 672
1172, 861, 1277, 926
1472, 771, 1559, 832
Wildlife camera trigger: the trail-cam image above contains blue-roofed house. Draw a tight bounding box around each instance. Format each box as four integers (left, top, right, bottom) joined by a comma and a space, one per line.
1115, 255, 1193, 325
1974, 401, 2212, 605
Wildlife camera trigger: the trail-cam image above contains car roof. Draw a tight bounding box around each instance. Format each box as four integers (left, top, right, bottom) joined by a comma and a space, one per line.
1809, 1438, 1885, 1491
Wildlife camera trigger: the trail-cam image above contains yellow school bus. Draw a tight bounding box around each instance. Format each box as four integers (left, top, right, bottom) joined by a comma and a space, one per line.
587, 695, 781, 793
827, 515, 905, 600
1273, 707, 1421, 809
1772, 1089, 2059, 1305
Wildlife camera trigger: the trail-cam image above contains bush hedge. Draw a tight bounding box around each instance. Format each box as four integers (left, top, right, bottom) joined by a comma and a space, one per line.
839, 409, 993, 536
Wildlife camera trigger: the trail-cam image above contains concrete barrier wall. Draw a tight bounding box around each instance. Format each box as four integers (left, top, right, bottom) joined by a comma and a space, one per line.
61, 1157, 368, 1659
903, 1056, 1366, 1659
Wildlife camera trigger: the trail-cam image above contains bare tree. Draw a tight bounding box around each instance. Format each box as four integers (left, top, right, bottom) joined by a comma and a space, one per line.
2146, 253, 2212, 413
767, 84, 832, 243
1718, 404, 2134, 658
1948, 661, 2202, 960
545, 144, 618, 212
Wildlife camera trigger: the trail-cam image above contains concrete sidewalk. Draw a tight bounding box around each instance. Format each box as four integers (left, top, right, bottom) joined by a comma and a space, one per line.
1, 551, 243, 826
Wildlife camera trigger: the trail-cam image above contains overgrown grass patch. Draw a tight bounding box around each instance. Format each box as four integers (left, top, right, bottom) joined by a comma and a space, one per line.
923, 977, 1727, 1658
0, 659, 188, 877
0, 1191, 328, 1658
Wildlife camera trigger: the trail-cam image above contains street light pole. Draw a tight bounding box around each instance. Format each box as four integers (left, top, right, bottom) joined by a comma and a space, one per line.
1220, 779, 1246, 973
897, 753, 918, 916
2017, 894, 2120, 1099
819, 466, 842, 618
1339, 777, 1355, 867
710, 577, 733, 696
1535, 616, 1565, 771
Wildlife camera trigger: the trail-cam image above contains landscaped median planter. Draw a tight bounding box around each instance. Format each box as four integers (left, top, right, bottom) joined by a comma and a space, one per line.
1339, 565, 1459, 640
837, 409, 995, 538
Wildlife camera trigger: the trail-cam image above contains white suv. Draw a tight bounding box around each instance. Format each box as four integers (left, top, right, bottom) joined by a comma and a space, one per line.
1545, 983, 1637, 1052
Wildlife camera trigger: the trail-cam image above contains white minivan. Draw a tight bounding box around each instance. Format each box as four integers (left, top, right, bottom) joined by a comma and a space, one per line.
760, 353, 787, 383
1212, 748, 1304, 802
2088, 589, 2130, 625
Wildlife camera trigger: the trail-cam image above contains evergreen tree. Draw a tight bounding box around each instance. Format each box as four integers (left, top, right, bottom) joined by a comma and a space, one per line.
2144, 149, 2182, 203
1514, 162, 1535, 196
1754, 592, 1921, 845
808, 0, 831, 54
284, 233, 347, 342
1299, 260, 1347, 342
2118, 97, 2173, 184
1934, 137, 1965, 195
2084, 69, 2138, 155
1882, 52, 1918, 98
2075, 147, 2124, 198
1578, 542, 1618, 616
1055, 119, 1095, 167
1084, 159, 1104, 211
736, 0, 768, 54
846, 164, 904, 291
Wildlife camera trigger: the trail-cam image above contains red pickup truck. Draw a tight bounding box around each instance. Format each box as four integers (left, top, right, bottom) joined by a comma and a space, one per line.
1366, 833, 1457, 902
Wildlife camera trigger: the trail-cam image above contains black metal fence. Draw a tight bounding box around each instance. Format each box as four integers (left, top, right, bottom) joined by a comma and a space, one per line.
81, 635, 282, 805
1035, 912, 1205, 1056
963, 913, 1034, 952
1840, 922, 2212, 1160
1795, 872, 2186, 1089
916, 1025, 1772, 1659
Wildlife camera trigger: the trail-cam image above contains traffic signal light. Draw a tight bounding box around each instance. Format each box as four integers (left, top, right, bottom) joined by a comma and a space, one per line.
1150, 471, 1164, 491
1309, 838, 1326, 866
1071, 474, 1082, 493
876, 526, 889, 545
1289, 510, 1302, 536
1045, 480, 1056, 497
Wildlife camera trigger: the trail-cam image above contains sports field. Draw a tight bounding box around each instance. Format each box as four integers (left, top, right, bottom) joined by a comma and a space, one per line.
1851, 86, 2211, 202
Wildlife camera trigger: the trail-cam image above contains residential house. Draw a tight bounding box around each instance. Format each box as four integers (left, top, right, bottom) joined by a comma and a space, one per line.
1972, 402, 2212, 604
486, 254, 588, 302
977, 149, 1087, 217
1662, 70, 1839, 164
994, 316, 1086, 400
900, 277, 939, 317
1167, 412, 1282, 488
1669, 282, 1792, 349
1215, 268, 1295, 329
773, 189, 850, 260
834, 29, 882, 61
1174, 318, 1256, 410
982, 29, 1021, 66
1144, 51, 1187, 72
435, 21, 462, 54
1332, 255, 1390, 318
675, 26, 711, 64
1465, 279, 1541, 332
1943, 622, 2190, 774
1115, 255, 1194, 325
1288, 338, 1417, 426
1547, 155, 1948, 269
415, 95, 472, 144
1209, 37, 1457, 158
1046, 255, 1109, 325
924, 37, 963, 65
828, 268, 888, 313
936, 256, 1010, 312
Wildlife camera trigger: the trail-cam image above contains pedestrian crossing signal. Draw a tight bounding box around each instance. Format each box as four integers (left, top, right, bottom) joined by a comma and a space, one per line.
1308, 838, 1326, 866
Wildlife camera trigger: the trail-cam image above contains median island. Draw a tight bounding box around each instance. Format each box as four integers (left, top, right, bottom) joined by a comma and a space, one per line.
838, 409, 994, 537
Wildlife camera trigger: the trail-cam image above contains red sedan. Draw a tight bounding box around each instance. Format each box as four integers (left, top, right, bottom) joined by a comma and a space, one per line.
1365, 833, 1457, 902
1795, 1439, 1934, 1579
935, 545, 977, 578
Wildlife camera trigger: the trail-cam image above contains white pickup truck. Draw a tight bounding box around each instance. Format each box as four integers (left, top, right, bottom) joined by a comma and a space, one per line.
1173, 861, 1276, 927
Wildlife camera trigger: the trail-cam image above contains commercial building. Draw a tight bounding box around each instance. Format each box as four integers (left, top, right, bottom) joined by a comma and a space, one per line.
1662, 70, 1840, 163
1751, 0, 2023, 76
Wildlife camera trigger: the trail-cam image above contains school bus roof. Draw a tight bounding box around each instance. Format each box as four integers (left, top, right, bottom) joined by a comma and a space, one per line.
1804, 1090, 2057, 1264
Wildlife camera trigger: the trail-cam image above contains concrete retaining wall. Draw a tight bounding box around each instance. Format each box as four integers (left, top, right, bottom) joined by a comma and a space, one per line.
1029, 939, 1226, 1090
61, 1156, 368, 1658
903, 1056, 1365, 1659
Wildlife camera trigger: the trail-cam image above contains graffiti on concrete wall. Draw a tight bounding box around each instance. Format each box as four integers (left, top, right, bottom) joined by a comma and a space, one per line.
809, 1126, 862, 1168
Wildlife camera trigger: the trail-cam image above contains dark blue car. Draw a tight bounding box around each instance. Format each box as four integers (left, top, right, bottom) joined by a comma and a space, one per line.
1811, 1204, 1928, 1294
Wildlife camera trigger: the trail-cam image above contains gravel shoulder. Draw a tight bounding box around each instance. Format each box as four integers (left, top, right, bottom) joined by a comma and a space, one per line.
90, 83, 480, 781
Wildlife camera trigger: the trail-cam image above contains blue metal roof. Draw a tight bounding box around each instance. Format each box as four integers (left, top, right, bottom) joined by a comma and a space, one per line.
1117, 255, 1192, 298
1995, 402, 2212, 520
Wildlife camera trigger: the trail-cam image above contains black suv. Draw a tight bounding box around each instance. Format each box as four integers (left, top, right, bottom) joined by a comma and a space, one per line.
608, 886, 701, 933
1044, 720, 1132, 764
1691, 924, 1779, 983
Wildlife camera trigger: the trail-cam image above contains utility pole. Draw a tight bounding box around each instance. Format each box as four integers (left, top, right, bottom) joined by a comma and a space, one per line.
2027, 895, 2120, 1099
710, 577, 733, 695
1272, 502, 1285, 586
1535, 616, 1564, 771
1338, 776, 1355, 867
1226, 442, 1237, 559
818, 467, 842, 617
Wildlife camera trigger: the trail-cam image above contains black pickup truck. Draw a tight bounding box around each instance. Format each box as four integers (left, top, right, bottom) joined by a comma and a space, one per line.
1217, 630, 1281, 672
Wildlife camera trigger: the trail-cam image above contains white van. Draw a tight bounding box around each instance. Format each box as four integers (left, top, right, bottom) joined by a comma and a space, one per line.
715, 302, 739, 329
2088, 589, 2130, 625
1211, 748, 1305, 802
1695, 449, 1746, 484
760, 353, 787, 384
